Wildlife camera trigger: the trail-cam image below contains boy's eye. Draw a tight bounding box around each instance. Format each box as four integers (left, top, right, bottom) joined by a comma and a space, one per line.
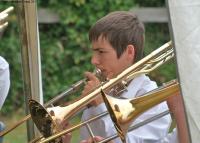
99, 51, 104, 53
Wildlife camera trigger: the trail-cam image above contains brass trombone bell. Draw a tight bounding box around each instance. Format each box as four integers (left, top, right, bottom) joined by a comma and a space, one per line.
101, 80, 179, 142
29, 100, 62, 143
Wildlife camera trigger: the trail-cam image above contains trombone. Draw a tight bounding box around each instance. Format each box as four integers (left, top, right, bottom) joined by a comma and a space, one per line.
101, 79, 179, 142
0, 69, 103, 137
99, 110, 171, 143
37, 80, 179, 143
29, 41, 174, 142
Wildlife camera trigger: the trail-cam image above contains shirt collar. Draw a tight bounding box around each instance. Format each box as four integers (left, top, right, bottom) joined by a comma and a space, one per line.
121, 74, 147, 98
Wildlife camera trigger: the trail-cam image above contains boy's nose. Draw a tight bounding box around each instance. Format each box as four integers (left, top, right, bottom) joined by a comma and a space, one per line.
91, 55, 100, 66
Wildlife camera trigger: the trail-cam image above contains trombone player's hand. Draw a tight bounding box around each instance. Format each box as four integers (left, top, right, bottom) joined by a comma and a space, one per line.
47, 107, 72, 143
0, 6, 14, 34
81, 71, 103, 106
60, 120, 72, 143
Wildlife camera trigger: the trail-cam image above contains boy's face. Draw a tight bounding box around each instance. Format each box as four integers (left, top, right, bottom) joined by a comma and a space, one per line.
91, 36, 134, 79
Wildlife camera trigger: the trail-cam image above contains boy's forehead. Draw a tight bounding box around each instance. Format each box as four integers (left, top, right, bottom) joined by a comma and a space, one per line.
92, 38, 112, 48
93, 36, 109, 45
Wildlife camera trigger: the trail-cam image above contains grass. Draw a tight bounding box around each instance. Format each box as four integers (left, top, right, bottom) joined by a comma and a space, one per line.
0, 110, 81, 143
3, 123, 27, 143
0, 110, 27, 143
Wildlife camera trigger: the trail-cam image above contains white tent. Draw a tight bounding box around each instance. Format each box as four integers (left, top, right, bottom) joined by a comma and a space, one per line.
167, 0, 200, 142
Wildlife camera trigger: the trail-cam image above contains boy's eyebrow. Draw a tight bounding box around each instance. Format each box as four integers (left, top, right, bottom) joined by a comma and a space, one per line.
92, 47, 104, 51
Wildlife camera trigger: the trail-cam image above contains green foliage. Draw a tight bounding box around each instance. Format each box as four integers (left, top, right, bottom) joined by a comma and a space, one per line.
144, 23, 177, 85
133, 0, 176, 85
0, 0, 176, 114
0, 4, 24, 113
1, 0, 137, 113
38, 0, 137, 102
134, 0, 166, 7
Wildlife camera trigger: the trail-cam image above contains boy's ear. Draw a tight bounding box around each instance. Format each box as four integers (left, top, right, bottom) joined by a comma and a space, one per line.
126, 45, 135, 62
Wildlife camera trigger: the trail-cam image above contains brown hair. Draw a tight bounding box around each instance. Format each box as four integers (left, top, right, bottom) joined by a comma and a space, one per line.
89, 11, 145, 62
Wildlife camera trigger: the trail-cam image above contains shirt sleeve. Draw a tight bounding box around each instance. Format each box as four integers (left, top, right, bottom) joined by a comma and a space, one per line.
0, 56, 10, 109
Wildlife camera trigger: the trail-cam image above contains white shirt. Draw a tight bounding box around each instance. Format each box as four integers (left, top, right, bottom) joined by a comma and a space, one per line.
157, 128, 179, 143
80, 74, 173, 143
0, 56, 10, 109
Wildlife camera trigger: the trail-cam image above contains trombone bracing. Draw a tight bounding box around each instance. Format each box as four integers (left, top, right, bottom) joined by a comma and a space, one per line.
28, 41, 175, 142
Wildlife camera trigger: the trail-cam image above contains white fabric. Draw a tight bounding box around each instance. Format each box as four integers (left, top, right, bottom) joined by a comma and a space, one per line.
156, 128, 179, 143
0, 56, 10, 109
80, 74, 173, 143
167, 0, 200, 141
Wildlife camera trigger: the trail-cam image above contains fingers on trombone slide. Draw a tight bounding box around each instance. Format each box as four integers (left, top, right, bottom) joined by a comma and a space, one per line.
0, 6, 14, 17
0, 6, 14, 33
0, 22, 8, 32
59, 119, 72, 143
0, 13, 8, 24
0, 14, 8, 32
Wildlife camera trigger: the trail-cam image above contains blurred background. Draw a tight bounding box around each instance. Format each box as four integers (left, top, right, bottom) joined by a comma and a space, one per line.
0, 0, 177, 142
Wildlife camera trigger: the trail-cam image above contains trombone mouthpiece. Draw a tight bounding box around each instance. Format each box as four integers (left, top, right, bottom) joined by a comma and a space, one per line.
94, 68, 107, 82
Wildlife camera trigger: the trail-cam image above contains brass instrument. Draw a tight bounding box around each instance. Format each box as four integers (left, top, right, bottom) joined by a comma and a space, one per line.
101, 80, 179, 142
99, 110, 171, 143
31, 80, 179, 143
0, 68, 103, 137
29, 41, 174, 142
